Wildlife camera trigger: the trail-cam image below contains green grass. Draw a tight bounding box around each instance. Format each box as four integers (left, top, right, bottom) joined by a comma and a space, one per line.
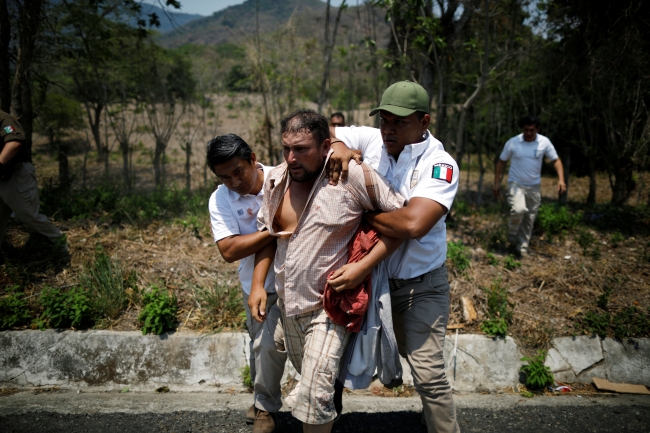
486, 252, 500, 266
536, 204, 583, 242
36, 286, 92, 329
194, 282, 245, 331
79, 250, 138, 327
138, 286, 178, 335
503, 254, 521, 270
240, 364, 253, 389
485, 278, 513, 323
520, 350, 554, 389
447, 241, 471, 273
480, 318, 507, 337
481, 278, 513, 337
0, 286, 32, 330
40, 183, 211, 225
578, 307, 650, 339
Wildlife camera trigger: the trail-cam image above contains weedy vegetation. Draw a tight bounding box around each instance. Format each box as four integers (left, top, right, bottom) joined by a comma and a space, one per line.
36, 286, 92, 329
0, 286, 32, 330
138, 286, 178, 335
520, 350, 554, 389
447, 241, 471, 273
480, 278, 513, 337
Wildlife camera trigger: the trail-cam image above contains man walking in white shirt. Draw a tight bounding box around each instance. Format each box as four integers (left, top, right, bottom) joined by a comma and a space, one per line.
207, 134, 285, 433
492, 115, 566, 256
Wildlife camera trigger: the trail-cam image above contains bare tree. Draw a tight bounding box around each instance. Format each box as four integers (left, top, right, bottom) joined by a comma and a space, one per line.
108, 93, 144, 190
317, 0, 347, 115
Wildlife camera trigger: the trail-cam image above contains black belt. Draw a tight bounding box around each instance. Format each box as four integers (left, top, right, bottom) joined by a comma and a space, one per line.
389, 272, 427, 291
388, 264, 447, 291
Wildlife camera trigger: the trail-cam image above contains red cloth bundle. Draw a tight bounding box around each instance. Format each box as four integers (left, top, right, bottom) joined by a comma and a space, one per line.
322, 222, 379, 332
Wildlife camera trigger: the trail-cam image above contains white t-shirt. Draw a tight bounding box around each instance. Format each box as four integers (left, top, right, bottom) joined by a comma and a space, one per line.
209, 163, 275, 295
335, 126, 459, 279
499, 133, 558, 186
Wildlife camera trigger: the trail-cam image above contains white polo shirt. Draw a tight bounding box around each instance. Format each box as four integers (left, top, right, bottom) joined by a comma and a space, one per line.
209, 163, 275, 295
335, 126, 459, 279
499, 133, 558, 186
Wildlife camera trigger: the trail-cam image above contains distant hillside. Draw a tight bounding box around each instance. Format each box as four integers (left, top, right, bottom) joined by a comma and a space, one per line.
138, 3, 204, 34
158, 0, 388, 47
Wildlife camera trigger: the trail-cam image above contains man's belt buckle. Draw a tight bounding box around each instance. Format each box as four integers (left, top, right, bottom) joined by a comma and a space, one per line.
391, 274, 424, 290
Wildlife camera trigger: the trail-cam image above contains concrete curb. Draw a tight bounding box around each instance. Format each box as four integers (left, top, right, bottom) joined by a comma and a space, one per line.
1, 331, 648, 391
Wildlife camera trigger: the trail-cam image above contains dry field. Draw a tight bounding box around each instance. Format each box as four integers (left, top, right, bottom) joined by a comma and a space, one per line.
2, 97, 649, 352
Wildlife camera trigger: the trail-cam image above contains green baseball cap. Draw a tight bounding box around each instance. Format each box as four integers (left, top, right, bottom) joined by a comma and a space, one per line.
369, 81, 430, 117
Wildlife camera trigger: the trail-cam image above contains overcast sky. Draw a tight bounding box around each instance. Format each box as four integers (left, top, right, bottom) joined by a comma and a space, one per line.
146, 0, 350, 16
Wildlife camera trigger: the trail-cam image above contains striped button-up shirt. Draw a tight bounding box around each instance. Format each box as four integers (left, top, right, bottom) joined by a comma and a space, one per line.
257, 156, 405, 317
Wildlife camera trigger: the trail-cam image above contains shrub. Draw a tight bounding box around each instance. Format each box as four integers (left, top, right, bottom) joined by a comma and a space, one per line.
536, 204, 582, 242
503, 254, 521, 270
452, 199, 471, 217
578, 306, 650, 339
640, 242, 650, 263
577, 228, 595, 253
520, 350, 554, 389
612, 307, 650, 340
39, 183, 210, 225
486, 252, 499, 266
447, 241, 470, 273
240, 365, 253, 389
485, 278, 513, 323
487, 225, 508, 250
480, 278, 512, 337
0, 287, 32, 330
596, 287, 613, 310
480, 318, 507, 337
138, 286, 178, 335
579, 311, 611, 337
610, 232, 624, 248
79, 251, 137, 326
194, 282, 245, 331
37, 286, 92, 329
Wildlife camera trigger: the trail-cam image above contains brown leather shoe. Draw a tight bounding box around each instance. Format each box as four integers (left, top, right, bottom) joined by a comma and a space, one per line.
245, 404, 256, 424
253, 410, 276, 433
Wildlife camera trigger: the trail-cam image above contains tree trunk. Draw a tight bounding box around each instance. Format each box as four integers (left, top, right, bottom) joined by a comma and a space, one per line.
10, 0, 43, 162
185, 141, 191, 191
476, 109, 486, 206
162, 147, 167, 188
559, 145, 570, 205
610, 166, 635, 205
586, 159, 596, 205
121, 141, 130, 189
317, 0, 345, 115
153, 138, 164, 188
455, 0, 489, 165
57, 139, 70, 187
0, 0, 11, 112
85, 103, 104, 156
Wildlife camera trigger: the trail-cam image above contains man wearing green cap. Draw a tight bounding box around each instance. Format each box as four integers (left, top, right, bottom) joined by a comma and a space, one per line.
330, 81, 460, 433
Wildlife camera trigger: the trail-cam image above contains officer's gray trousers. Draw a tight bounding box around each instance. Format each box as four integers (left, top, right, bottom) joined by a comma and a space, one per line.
390, 264, 460, 433
0, 162, 63, 250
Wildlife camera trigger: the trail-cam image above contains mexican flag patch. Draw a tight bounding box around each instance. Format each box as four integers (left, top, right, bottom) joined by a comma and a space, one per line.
432, 163, 453, 183
3, 125, 15, 134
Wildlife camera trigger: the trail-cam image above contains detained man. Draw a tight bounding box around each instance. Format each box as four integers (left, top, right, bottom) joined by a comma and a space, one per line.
249, 109, 405, 433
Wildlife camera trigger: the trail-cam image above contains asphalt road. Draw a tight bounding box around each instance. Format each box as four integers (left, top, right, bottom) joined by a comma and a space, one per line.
2, 391, 650, 433
2, 405, 649, 433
